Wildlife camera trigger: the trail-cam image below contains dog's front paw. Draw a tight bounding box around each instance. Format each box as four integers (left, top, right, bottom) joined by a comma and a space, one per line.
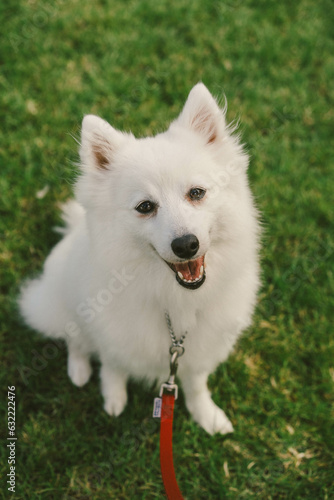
68, 353, 92, 387
207, 407, 234, 435
187, 397, 234, 436
100, 366, 128, 417
103, 391, 127, 417
199, 406, 234, 436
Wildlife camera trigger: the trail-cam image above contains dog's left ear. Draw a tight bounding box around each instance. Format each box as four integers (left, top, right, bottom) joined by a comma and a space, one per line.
174, 83, 225, 145
80, 115, 127, 172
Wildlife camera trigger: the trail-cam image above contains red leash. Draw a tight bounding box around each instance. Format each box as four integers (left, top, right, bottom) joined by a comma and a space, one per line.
154, 347, 185, 499
160, 392, 184, 500
154, 313, 187, 499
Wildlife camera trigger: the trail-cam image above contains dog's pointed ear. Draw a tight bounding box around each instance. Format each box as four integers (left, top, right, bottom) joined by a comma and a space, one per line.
175, 83, 225, 145
80, 115, 125, 171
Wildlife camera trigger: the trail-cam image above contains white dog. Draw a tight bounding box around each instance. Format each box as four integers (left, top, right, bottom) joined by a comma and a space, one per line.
19, 83, 260, 435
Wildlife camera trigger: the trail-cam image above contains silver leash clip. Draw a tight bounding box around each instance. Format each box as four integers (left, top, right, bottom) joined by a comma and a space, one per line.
159, 350, 180, 400
159, 312, 187, 401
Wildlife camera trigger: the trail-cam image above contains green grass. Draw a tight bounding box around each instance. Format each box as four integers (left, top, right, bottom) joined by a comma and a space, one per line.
1, 0, 334, 498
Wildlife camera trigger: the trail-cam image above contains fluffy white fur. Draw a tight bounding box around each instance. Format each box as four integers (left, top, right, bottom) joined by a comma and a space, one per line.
19, 83, 260, 434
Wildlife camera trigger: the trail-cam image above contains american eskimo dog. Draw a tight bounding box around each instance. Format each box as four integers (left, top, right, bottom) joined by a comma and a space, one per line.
19, 83, 260, 434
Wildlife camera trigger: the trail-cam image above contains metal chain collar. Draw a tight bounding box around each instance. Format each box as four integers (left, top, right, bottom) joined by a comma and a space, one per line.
164, 310, 187, 357
158, 311, 188, 400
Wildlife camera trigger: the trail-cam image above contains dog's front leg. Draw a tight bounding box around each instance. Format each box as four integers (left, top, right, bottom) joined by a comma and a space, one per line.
180, 371, 234, 435
67, 343, 92, 387
100, 364, 128, 417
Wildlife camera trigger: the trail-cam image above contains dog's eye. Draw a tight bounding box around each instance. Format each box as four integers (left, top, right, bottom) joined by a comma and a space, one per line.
135, 200, 157, 215
188, 187, 206, 201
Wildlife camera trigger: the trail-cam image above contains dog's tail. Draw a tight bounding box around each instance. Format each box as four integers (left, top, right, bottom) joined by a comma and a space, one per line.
54, 199, 85, 235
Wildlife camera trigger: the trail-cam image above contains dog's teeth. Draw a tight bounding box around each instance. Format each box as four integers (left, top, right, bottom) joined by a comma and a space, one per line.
177, 267, 205, 284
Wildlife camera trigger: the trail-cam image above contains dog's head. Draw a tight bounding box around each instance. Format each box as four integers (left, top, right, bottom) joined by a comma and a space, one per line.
76, 83, 250, 290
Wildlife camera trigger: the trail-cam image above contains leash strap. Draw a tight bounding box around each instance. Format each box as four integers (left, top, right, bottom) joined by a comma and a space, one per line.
156, 313, 186, 499
160, 393, 184, 500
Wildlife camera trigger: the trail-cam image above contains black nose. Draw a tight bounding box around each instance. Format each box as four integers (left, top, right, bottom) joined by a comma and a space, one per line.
171, 234, 199, 259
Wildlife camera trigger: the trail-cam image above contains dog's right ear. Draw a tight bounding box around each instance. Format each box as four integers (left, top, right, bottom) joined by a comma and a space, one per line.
80, 115, 126, 172
173, 83, 226, 146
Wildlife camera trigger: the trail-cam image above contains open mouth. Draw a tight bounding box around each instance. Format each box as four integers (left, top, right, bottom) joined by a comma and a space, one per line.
166, 255, 206, 290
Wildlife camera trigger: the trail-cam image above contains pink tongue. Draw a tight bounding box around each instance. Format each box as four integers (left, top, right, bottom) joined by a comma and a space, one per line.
174, 256, 204, 281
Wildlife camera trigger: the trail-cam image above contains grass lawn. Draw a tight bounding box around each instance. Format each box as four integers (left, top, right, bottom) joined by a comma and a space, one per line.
1, 0, 334, 498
